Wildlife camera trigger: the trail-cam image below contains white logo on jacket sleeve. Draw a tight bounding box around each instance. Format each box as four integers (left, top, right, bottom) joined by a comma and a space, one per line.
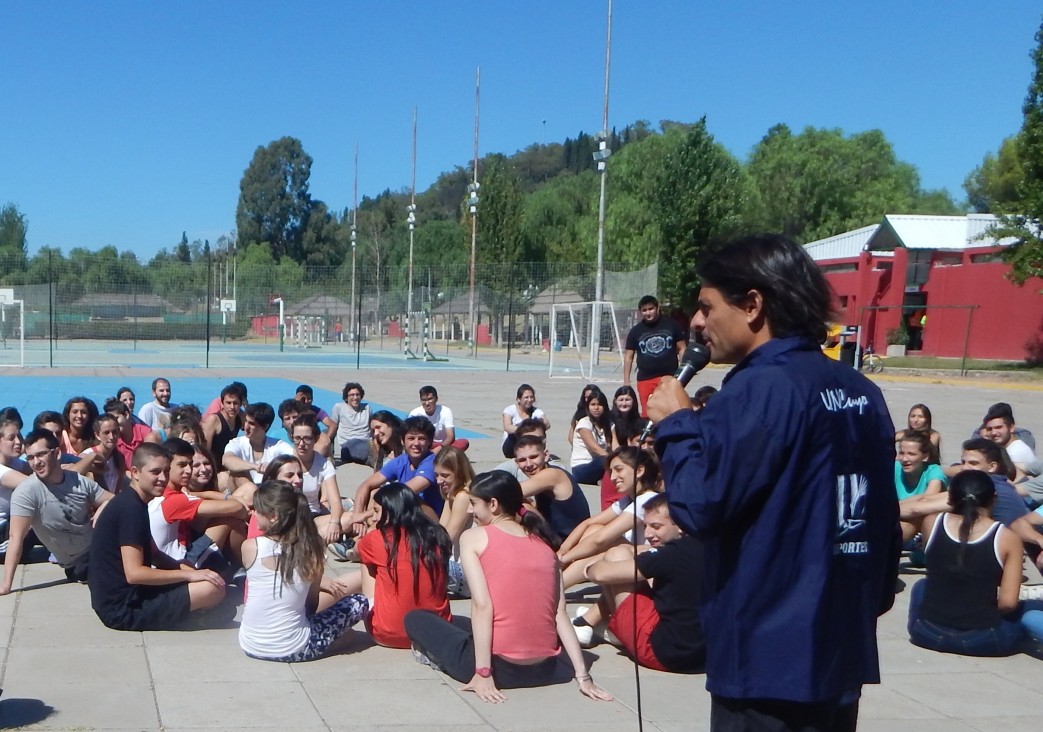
835, 473, 869, 555
820, 388, 868, 415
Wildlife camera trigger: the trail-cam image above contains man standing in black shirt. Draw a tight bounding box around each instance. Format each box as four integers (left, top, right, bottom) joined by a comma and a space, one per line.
623, 295, 687, 416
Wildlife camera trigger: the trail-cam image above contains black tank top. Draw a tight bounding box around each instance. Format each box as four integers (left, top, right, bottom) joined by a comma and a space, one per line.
210, 412, 241, 460
921, 516, 1003, 630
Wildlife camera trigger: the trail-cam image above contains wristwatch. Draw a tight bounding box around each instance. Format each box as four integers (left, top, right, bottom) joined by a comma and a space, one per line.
475, 666, 492, 678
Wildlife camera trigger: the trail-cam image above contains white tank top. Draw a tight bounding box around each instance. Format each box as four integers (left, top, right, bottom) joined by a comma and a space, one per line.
238, 536, 311, 658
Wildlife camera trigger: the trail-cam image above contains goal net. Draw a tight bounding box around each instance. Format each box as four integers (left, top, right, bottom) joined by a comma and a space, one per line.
547, 301, 624, 380
0, 289, 25, 367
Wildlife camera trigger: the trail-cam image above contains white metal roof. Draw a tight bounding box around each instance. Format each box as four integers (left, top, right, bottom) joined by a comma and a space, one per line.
805, 214, 1020, 262
803, 224, 878, 262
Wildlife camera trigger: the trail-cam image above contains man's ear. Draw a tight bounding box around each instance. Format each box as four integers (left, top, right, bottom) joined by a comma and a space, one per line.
744, 289, 766, 325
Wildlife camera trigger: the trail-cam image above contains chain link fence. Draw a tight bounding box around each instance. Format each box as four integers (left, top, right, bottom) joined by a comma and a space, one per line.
0, 256, 658, 369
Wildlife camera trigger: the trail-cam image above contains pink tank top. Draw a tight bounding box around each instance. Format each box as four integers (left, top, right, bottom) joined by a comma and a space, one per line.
479, 525, 561, 660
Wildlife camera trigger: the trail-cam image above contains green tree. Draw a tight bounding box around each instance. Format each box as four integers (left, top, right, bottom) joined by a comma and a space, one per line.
174, 231, 191, 263
992, 19, 1043, 284
476, 155, 525, 266
964, 136, 1024, 213
236, 137, 314, 262
650, 120, 751, 305
299, 201, 345, 268
0, 203, 28, 275
748, 124, 955, 243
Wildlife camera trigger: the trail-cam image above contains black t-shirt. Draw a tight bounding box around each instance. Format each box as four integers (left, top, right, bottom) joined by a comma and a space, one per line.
625, 317, 687, 380
636, 534, 706, 673
88, 487, 153, 619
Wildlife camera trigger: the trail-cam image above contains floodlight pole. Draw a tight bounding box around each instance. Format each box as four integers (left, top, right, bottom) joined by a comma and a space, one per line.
407, 107, 418, 316
351, 142, 358, 345
468, 67, 481, 356
592, 0, 613, 366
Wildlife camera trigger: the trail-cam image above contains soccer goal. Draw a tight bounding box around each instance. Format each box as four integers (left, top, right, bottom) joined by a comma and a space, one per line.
0, 289, 25, 368
547, 301, 623, 380
403, 310, 448, 362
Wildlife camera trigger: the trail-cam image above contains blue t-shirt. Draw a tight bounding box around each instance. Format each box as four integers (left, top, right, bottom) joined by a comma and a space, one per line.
894, 463, 947, 499
991, 474, 1029, 527
378, 452, 443, 514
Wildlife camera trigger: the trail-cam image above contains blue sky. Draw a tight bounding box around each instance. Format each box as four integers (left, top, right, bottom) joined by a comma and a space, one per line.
2, 1, 1040, 259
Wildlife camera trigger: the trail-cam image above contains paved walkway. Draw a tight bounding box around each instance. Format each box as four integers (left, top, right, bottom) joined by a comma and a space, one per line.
1, 366, 1042, 730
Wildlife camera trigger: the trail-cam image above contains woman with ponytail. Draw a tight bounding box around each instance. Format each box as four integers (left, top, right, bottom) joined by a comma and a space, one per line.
238, 481, 368, 662
404, 470, 612, 704
907, 469, 1043, 656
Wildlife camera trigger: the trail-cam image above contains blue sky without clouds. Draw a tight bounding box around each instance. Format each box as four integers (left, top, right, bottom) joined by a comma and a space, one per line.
2, 1, 1041, 258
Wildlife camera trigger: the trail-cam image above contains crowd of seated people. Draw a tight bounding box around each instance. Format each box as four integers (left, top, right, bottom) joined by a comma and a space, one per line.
2, 374, 1042, 695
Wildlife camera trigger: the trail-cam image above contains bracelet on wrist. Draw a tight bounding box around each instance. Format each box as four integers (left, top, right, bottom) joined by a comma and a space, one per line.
575, 674, 591, 682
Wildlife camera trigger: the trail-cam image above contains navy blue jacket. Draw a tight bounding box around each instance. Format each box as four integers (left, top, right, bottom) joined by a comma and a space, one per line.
657, 336, 900, 703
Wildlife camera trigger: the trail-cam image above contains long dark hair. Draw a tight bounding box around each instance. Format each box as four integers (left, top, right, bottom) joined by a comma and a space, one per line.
63, 396, 99, 439
610, 385, 644, 445
570, 384, 598, 425
946, 469, 996, 567
469, 470, 560, 550
369, 410, 403, 469
583, 386, 613, 439
262, 454, 304, 485
373, 482, 451, 600
908, 403, 933, 431
608, 446, 661, 497
253, 480, 326, 587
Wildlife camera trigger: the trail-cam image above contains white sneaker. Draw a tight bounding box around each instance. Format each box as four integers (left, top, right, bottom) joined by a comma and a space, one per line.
570, 605, 602, 648
1020, 585, 1043, 601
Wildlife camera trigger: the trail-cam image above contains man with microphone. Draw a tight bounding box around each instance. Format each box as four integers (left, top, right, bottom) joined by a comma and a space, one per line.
647, 234, 899, 732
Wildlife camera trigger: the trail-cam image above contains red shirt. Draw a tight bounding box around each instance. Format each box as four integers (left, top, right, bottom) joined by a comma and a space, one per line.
116, 422, 153, 468
357, 528, 450, 648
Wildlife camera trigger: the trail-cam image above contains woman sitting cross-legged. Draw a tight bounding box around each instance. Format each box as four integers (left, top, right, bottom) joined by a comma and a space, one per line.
404, 470, 613, 704
907, 469, 1043, 656
238, 481, 368, 662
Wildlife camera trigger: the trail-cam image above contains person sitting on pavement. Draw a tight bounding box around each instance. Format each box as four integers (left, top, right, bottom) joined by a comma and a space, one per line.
558, 447, 660, 589
368, 410, 403, 472
331, 382, 371, 466
0, 418, 31, 561
980, 403, 1036, 473
61, 396, 99, 456
202, 383, 245, 491
566, 384, 597, 451
350, 417, 443, 535
492, 418, 562, 478
0, 429, 113, 594
409, 385, 470, 453
137, 378, 177, 431
404, 470, 612, 704
896, 403, 942, 464
907, 469, 1043, 656
33, 410, 94, 471
577, 493, 707, 672
223, 402, 293, 493
501, 384, 550, 459
290, 413, 350, 547
202, 381, 248, 419
116, 387, 149, 427
970, 402, 1035, 451
148, 438, 248, 575
105, 398, 158, 471
358, 482, 452, 649
433, 446, 475, 597
514, 435, 591, 542
900, 439, 1043, 566
569, 386, 613, 486
89, 443, 226, 631
189, 444, 224, 500
80, 414, 128, 494
295, 384, 336, 457
238, 480, 367, 662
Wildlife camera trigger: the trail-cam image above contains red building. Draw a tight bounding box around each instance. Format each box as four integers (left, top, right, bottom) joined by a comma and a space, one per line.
806, 214, 1043, 361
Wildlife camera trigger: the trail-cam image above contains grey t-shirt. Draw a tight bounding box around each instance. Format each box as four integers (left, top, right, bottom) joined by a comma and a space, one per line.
10, 471, 106, 566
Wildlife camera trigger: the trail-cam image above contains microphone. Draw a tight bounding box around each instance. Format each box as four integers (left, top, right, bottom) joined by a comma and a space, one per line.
638, 343, 711, 443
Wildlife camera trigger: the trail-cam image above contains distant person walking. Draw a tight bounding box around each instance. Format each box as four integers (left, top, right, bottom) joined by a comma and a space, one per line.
623, 296, 687, 417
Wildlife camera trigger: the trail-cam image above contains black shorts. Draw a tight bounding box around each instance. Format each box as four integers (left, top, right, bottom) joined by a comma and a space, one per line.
99, 583, 192, 631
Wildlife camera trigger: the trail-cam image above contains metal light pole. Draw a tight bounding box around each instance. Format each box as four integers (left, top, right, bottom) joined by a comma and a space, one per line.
407, 107, 418, 316
350, 142, 358, 343
592, 0, 613, 363
467, 67, 481, 355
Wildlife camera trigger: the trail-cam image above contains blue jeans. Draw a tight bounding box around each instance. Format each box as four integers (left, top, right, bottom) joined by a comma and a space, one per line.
907, 580, 1035, 656
570, 459, 605, 486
